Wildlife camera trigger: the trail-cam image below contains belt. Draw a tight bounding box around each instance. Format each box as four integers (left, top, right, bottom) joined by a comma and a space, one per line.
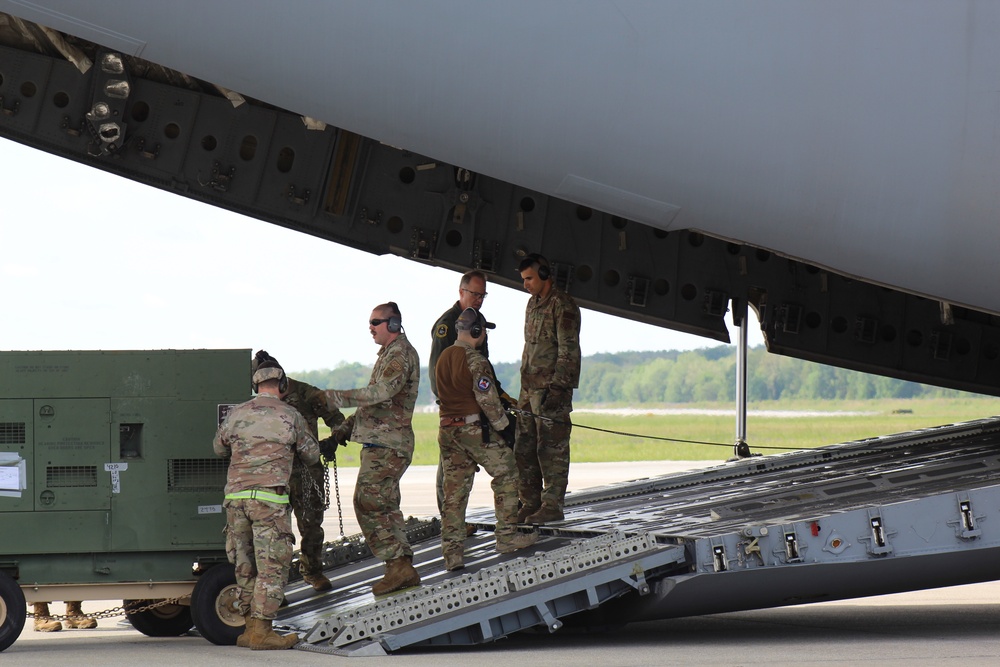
440, 414, 480, 427
224, 488, 289, 504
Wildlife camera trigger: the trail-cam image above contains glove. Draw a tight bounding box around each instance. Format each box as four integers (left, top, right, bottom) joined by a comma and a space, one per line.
542, 386, 569, 413
332, 422, 350, 447
499, 416, 516, 448
499, 391, 515, 412
252, 350, 275, 373
318, 436, 339, 459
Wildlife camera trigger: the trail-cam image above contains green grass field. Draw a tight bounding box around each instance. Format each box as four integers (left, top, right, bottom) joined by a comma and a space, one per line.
318, 397, 1000, 467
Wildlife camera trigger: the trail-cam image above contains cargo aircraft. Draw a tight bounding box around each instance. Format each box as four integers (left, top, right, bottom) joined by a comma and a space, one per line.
2, 1, 1000, 655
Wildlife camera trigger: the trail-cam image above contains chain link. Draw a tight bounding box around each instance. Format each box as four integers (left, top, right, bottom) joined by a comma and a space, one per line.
330, 452, 344, 539
27, 596, 191, 622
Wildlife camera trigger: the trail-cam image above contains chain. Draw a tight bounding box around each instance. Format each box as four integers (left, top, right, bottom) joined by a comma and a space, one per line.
27, 596, 190, 621
330, 452, 344, 539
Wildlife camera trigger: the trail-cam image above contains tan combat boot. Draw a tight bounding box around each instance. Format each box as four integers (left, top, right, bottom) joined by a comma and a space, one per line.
236, 616, 256, 648
516, 505, 539, 523
32, 602, 62, 632
302, 572, 333, 592
524, 504, 564, 524
249, 618, 299, 650
497, 530, 539, 554
371, 555, 421, 595
64, 601, 98, 629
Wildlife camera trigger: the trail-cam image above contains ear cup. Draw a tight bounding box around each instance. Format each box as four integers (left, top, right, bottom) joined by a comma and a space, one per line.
278, 373, 288, 393
527, 253, 551, 280
387, 315, 402, 333
470, 322, 483, 338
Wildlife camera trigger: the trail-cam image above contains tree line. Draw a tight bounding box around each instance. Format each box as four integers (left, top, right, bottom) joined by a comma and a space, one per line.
291, 345, 978, 407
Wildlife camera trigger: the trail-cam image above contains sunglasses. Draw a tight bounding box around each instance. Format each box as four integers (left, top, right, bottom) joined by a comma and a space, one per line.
370, 318, 390, 327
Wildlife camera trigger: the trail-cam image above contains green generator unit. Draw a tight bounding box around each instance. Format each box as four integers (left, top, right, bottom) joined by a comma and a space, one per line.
0, 349, 251, 651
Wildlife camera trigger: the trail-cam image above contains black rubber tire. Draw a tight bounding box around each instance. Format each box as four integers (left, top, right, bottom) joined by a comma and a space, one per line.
0, 571, 26, 652
123, 598, 193, 637
190, 564, 243, 646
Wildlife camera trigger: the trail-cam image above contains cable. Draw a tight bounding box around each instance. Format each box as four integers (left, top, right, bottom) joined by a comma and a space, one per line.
507, 406, 793, 451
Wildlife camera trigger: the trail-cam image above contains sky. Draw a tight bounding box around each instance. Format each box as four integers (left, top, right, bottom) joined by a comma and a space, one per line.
1, 137, 764, 372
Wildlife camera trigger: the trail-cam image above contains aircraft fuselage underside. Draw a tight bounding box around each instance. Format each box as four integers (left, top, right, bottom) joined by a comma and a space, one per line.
1, 32, 1000, 395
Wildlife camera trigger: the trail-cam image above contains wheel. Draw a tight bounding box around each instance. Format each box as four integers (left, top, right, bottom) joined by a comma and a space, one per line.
123, 598, 193, 637
190, 564, 243, 645
0, 571, 26, 652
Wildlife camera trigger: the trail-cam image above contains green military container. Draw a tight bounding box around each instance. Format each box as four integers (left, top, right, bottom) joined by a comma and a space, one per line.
0, 349, 251, 651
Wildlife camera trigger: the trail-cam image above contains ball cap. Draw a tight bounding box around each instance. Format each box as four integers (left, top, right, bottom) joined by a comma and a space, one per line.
456, 307, 495, 332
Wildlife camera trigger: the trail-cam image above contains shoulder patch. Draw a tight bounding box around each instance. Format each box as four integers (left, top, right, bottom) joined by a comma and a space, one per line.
435, 323, 449, 338
389, 359, 404, 373
476, 376, 492, 392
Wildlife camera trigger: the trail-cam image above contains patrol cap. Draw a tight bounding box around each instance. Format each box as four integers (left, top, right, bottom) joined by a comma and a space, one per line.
455, 307, 495, 332
252, 361, 285, 386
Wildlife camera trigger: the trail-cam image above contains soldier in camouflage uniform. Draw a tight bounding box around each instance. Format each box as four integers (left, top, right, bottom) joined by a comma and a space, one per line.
322, 302, 422, 595
254, 351, 346, 592
214, 358, 320, 650
515, 254, 582, 524
428, 270, 499, 523
435, 308, 538, 571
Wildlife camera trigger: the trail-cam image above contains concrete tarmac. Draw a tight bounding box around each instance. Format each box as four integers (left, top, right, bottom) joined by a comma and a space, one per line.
7, 461, 1000, 665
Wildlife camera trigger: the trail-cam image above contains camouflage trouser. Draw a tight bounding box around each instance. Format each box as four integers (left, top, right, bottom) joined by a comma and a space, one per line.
514, 387, 572, 511
354, 445, 413, 562
223, 497, 294, 620
289, 459, 327, 576
439, 424, 519, 560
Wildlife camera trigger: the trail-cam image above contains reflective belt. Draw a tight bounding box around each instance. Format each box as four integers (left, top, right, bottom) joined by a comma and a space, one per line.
224, 489, 289, 504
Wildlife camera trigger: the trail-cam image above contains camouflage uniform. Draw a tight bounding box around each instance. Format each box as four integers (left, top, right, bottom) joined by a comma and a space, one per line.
282, 378, 344, 579
516, 284, 581, 515
429, 301, 494, 514
214, 394, 319, 620
325, 332, 420, 562
436, 341, 520, 563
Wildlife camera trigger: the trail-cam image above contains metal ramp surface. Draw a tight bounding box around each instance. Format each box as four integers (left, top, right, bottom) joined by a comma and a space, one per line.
278, 416, 1000, 655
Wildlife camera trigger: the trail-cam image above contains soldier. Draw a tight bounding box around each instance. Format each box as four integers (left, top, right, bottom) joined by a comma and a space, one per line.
252, 350, 345, 593
515, 253, 582, 524
322, 302, 422, 595
428, 270, 511, 527
214, 357, 319, 650
436, 308, 538, 571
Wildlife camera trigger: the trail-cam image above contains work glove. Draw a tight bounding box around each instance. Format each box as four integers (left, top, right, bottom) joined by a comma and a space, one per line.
318, 436, 339, 460
541, 386, 569, 413
499, 391, 515, 412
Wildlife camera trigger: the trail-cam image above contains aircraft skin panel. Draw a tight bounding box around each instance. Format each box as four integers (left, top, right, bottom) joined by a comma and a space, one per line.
3, 1, 1000, 315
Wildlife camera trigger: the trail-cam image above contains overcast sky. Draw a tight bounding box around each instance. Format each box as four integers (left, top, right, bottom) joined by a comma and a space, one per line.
1, 137, 764, 372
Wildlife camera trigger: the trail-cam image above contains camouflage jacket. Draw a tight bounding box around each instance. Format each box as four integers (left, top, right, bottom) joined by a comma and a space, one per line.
436, 341, 509, 432
326, 332, 420, 453
213, 394, 320, 494
521, 285, 582, 390
283, 377, 345, 438
428, 301, 489, 397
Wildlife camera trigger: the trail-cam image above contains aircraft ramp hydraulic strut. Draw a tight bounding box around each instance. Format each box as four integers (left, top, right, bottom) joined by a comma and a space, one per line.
275, 416, 1000, 656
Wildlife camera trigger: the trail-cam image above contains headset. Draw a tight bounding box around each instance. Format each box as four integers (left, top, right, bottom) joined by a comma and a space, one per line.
523, 253, 551, 281
386, 301, 403, 333
469, 318, 483, 339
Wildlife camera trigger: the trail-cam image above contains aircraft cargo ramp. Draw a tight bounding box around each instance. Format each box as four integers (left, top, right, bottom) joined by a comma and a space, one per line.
276, 417, 1000, 656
